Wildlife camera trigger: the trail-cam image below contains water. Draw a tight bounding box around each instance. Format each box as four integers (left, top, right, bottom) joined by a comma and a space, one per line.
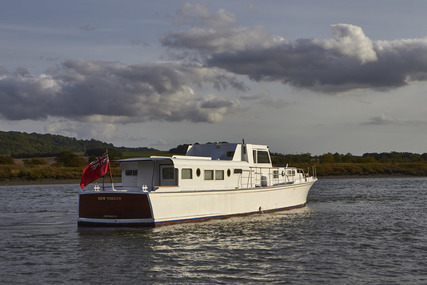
0, 178, 426, 284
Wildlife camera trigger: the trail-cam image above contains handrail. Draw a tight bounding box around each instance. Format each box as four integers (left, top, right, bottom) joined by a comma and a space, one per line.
245, 165, 315, 188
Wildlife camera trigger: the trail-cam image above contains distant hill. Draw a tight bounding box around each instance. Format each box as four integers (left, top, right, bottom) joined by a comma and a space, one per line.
0, 131, 157, 158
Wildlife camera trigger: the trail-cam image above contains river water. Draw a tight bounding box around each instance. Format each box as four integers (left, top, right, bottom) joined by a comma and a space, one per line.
0, 177, 426, 284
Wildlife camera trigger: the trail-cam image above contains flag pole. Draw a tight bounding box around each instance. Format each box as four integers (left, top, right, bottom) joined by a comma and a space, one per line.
109, 163, 114, 190
107, 149, 115, 190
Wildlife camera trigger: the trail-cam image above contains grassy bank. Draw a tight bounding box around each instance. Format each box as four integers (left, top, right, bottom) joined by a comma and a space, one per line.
299, 162, 427, 177
1, 162, 427, 185
0, 164, 121, 185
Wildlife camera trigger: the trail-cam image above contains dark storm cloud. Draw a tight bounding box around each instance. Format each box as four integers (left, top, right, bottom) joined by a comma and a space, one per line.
208, 35, 427, 93
0, 60, 244, 123
161, 4, 427, 93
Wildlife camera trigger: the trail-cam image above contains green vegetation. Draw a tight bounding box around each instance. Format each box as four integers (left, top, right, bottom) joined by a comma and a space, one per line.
271, 152, 427, 177
0, 131, 426, 183
0, 164, 85, 181
168, 144, 190, 155
0, 131, 116, 157
313, 163, 427, 177
55, 151, 87, 167
271, 151, 427, 165
0, 156, 14, 165
23, 158, 48, 166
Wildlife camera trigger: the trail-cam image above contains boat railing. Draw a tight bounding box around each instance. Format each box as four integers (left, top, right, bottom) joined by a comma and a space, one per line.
242, 166, 316, 188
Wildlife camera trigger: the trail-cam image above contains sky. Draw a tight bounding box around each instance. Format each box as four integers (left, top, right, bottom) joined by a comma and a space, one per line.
1, 0, 427, 155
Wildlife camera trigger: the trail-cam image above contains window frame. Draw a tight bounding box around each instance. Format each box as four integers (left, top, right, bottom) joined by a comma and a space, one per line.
204, 170, 214, 180
181, 168, 193, 179
215, 170, 224, 180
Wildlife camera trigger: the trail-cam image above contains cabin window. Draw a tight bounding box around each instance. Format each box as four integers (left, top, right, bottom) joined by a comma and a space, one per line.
125, 169, 138, 176
181, 168, 192, 179
227, 169, 231, 177
196, 168, 201, 177
215, 170, 224, 180
273, 170, 279, 178
288, 170, 295, 176
257, 151, 270, 163
162, 167, 175, 180
234, 168, 242, 174
204, 170, 214, 180
253, 150, 271, 164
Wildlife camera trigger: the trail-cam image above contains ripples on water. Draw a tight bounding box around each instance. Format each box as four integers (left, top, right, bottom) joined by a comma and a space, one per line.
0, 178, 426, 284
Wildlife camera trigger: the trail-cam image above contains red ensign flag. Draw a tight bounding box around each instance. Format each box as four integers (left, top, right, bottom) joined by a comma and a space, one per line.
80, 151, 110, 189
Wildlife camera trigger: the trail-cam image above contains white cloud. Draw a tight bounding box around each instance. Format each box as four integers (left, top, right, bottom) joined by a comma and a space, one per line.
161, 3, 284, 55
0, 60, 246, 123
317, 24, 378, 64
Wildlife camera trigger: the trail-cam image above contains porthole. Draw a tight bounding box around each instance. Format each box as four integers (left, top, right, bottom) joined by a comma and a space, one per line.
227, 169, 231, 177
196, 168, 201, 177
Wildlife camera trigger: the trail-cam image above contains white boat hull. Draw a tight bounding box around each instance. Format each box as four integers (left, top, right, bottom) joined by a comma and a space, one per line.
78, 180, 315, 226
78, 142, 318, 226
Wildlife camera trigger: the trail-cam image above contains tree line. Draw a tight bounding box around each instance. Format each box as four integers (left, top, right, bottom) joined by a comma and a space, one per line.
0, 131, 116, 157
0, 131, 156, 158
271, 152, 427, 165
1, 132, 426, 165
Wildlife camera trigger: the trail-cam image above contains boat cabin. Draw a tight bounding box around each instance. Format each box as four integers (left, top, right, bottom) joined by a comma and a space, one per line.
113, 142, 307, 192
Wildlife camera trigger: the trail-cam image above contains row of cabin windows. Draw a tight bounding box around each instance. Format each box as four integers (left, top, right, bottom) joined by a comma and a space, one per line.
129, 167, 295, 180
130, 167, 234, 180
182, 168, 227, 180
204, 170, 224, 180
158, 167, 234, 181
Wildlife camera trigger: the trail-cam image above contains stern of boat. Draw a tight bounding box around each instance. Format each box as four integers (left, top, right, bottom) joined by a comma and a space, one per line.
78, 192, 154, 226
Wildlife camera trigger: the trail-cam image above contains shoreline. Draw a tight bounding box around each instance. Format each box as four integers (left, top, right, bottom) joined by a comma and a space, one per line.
0, 177, 122, 186
1, 175, 425, 186
0, 179, 81, 186
320, 175, 427, 179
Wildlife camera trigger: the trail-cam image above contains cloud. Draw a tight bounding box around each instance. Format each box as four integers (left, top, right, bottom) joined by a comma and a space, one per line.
161, 5, 427, 93
160, 3, 284, 55
209, 26, 427, 93
363, 114, 427, 126
318, 24, 377, 64
363, 114, 395, 125
44, 119, 117, 141
0, 60, 246, 123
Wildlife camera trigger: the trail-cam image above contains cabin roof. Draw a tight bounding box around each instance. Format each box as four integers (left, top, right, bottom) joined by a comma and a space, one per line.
115, 142, 270, 165
114, 157, 171, 163
186, 143, 238, 160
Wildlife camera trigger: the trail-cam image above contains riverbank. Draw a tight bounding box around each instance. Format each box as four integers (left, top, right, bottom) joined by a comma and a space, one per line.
1, 162, 427, 186
0, 179, 81, 186
313, 162, 427, 177
0, 164, 121, 186
0, 177, 122, 186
